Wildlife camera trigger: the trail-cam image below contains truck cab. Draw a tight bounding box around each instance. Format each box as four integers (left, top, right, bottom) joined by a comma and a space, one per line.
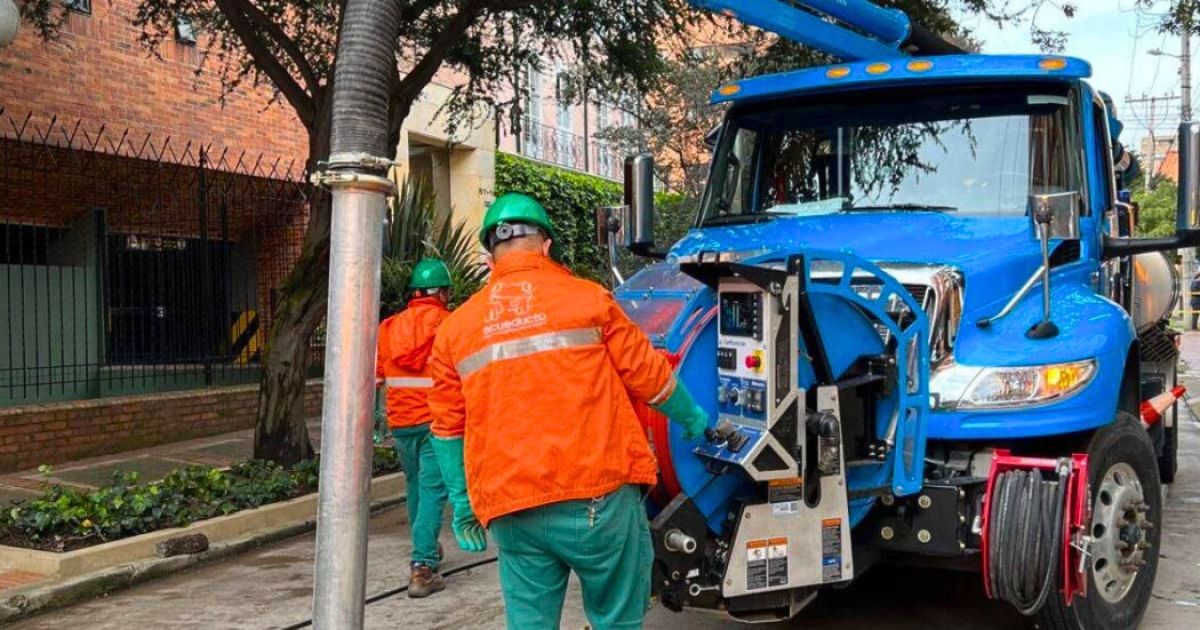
612, 50, 1192, 629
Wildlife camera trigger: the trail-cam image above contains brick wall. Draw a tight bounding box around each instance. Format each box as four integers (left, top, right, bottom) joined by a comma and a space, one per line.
0, 381, 323, 473
0, 2, 308, 160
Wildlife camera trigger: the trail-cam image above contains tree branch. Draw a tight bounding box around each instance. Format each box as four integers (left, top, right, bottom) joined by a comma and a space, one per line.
214, 0, 316, 126
400, 0, 444, 23
240, 0, 322, 95
389, 0, 487, 133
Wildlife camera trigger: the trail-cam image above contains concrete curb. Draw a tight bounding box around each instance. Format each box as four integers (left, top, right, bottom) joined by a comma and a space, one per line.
0, 488, 406, 624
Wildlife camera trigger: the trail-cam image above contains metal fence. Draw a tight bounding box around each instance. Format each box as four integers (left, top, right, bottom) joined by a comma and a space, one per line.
520, 117, 624, 180
0, 108, 319, 405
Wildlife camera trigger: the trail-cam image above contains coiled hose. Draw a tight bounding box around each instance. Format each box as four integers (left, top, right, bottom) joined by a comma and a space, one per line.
987, 468, 1067, 615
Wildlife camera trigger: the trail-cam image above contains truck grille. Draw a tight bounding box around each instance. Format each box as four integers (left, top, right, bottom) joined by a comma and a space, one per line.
851, 267, 963, 366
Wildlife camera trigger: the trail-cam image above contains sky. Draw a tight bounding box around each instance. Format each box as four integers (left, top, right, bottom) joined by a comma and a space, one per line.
953, 0, 1186, 148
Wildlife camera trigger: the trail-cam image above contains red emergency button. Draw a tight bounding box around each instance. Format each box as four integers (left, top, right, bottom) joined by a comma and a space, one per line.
745, 354, 762, 370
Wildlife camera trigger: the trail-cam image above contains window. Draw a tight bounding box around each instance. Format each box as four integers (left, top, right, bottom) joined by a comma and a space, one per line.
522, 64, 544, 160
554, 66, 574, 167
65, 0, 91, 15
175, 17, 197, 46
555, 75, 572, 133
1092, 101, 1115, 209
701, 85, 1085, 224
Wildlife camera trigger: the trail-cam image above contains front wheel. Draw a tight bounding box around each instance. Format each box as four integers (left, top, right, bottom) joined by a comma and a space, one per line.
1036, 413, 1162, 630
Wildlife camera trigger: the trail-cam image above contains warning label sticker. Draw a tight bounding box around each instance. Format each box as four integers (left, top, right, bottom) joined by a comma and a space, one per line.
746, 539, 768, 590
821, 518, 842, 582
767, 477, 804, 504
771, 501, 800, 517
767, 537, 789, 587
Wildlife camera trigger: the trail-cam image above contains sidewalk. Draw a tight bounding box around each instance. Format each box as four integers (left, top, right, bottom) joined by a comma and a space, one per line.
0, 417, 323, 593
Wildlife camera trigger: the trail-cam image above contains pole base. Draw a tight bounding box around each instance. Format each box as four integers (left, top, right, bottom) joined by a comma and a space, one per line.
1026, 320, 1059, 339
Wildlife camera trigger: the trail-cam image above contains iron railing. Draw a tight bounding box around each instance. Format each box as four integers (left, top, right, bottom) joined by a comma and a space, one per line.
0, 108, 320, 405
520, 117, 624, 180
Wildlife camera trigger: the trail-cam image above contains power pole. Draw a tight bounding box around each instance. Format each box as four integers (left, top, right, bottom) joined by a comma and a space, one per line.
1183, 26, 1195, 330
1126, 94, 1177, 189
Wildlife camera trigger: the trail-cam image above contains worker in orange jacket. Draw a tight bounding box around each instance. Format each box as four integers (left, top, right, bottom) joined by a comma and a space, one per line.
428, 193, 709, 629
375, 258, 453, 598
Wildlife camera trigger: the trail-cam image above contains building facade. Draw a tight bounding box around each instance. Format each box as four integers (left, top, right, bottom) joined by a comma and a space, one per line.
496, 62, 634, 182
0, 5, 627, 468
0, 3, 319, 409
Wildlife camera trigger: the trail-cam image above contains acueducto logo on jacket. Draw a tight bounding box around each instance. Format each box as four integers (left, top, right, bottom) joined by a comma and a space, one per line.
483, 281, 546, 337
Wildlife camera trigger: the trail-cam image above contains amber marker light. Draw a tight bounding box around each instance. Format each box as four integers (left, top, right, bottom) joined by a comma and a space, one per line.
1039, 57, 1068, 71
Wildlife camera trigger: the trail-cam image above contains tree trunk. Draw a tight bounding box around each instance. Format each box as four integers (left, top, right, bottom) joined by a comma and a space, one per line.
253, 96, 334, 467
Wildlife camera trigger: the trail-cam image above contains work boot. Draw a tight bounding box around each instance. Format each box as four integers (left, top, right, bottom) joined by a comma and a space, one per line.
408, 563, 445, 599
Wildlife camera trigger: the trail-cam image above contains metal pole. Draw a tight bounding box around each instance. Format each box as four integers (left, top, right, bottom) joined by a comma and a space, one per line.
1182, 30, 1192, 122
312, 182, 387, 629
1182, 29, 1195, 329
1148, 97, 1157, 193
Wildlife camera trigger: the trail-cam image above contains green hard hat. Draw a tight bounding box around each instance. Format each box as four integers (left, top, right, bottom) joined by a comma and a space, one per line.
479, 193, 556, 248
408, 257, 452, 290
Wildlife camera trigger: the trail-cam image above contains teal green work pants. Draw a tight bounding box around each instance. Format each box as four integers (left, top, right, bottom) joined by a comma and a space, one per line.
391, 425, 447, 569
489, 484, 653, 630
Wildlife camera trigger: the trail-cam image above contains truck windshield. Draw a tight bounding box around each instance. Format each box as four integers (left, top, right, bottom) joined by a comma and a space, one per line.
700, 86, 1084, 224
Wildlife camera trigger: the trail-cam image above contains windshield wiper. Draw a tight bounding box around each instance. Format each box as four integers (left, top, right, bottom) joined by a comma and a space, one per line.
844, 203, 958, 212
701, 213, 777, 226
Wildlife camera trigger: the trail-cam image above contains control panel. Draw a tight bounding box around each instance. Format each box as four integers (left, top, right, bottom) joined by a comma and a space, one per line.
717, 285, 771, 427
694, 273, 803, 482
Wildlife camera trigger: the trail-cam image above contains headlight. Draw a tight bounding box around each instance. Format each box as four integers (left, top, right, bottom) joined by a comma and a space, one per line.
930, 359, 1096, 409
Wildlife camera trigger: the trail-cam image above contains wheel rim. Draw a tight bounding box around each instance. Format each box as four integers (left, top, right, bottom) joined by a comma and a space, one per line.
1090, 462, 1151, 603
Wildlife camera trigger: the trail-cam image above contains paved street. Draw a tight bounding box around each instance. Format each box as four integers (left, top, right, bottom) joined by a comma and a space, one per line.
11, 340, 1200, 629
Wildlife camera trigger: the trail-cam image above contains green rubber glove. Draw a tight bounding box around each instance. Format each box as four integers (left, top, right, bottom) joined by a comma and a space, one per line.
654, 381, 709, 440
430, 436, 488, 553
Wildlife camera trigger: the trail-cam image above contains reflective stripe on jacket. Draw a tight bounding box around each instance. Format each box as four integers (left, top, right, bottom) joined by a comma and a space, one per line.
376, 297, 451, 429
428, 251, 676, 526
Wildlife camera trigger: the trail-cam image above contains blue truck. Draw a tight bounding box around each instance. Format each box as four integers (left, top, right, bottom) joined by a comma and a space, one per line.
604, 1, 1197, 627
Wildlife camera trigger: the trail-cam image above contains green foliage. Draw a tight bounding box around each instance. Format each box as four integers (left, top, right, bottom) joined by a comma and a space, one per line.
494, 154, 705, 283
654, 192, 699, 247
495, 153, 622, 282
380, 180, 488, 317
0, 448, 400, 552
600, 1, 1074, 194
1134, 178, 1179, 238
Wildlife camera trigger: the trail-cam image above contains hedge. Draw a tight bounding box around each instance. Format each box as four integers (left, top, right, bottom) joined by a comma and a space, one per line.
494, 154, 700, 283
495, 153, 620, 282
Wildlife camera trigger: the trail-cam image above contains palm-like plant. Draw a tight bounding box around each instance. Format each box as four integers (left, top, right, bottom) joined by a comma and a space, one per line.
380, 179, 488, 317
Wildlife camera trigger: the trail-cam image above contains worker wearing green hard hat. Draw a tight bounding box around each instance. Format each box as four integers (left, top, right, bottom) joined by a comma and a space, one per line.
408, 257, 453, 292
375, 256, 454, 598
478, 192, 560, 259
430, 191, 711, 628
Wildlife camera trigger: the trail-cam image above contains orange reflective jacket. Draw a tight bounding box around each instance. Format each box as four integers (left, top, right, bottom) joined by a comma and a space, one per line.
428, 251, 677, 526
376, 297, 451, 429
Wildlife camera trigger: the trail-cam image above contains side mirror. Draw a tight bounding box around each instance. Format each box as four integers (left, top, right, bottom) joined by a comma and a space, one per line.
594, 205, 628, 248
1029, 192, 1080, 241
1102, 121, 1200, 259
624, 153, 656, 251
1178, 122, 1200, 232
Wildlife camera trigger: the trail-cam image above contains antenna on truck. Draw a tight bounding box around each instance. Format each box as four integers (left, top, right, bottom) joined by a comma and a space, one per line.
690, 0, 965, 61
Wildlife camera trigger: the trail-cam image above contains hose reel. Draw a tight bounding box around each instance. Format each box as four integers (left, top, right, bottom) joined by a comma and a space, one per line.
981, 451, 1091, 614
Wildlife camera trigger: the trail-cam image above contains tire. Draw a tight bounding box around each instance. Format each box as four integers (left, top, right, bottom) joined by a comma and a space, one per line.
1035, 413, 1162, 630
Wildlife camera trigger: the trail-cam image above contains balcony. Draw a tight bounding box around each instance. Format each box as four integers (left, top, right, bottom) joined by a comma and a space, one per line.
519, 117, 624, 181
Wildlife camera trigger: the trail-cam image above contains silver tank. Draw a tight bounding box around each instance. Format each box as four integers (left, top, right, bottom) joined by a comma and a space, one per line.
1131, 252, 1180, 332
